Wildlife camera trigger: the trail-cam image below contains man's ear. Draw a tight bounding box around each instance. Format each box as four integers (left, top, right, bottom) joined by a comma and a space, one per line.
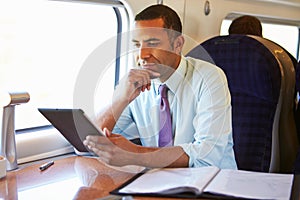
173, 35, 185, 54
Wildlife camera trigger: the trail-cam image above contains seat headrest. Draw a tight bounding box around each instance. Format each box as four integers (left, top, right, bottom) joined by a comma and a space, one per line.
187, 35, 281, 104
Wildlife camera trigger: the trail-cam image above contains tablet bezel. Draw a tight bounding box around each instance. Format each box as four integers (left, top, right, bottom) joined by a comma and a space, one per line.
38, 108, 104, 153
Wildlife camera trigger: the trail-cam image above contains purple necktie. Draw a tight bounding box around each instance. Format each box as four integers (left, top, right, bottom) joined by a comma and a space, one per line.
158, 84, 173, 147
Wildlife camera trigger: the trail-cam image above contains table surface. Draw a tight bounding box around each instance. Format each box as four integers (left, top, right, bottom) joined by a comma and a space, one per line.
0, 154, 298, 200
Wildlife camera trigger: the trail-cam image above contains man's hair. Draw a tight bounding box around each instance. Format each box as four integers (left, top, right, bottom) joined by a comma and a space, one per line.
135, 4, 182, 40
229, 15, 262, 37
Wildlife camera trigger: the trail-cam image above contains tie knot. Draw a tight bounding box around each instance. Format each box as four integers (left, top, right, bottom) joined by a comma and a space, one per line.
159, 84, 168, 98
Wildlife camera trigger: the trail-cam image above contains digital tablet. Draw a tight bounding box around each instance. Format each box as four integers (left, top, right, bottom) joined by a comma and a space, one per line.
38, 108, 105, 154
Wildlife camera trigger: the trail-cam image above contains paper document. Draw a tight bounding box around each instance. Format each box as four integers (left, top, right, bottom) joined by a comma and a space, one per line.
119, 166, 219, 195
204, 169, 293, 200
112, 166, 294, 200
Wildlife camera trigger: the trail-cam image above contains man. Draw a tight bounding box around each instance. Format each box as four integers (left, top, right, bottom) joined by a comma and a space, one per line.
84, 4, 237, 169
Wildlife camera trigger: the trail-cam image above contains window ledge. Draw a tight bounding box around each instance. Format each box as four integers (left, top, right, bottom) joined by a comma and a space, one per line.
16, 128, 74, 164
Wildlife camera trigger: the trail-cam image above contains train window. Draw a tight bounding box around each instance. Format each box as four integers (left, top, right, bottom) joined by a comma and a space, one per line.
220, 15, 300, 60
0, 0, 130, 130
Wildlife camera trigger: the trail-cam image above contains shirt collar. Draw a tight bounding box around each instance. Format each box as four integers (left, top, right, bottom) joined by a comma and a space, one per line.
153, 56, 187, 95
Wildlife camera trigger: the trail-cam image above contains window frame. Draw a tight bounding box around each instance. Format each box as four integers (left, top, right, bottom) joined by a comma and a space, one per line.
0, 0, 132, 164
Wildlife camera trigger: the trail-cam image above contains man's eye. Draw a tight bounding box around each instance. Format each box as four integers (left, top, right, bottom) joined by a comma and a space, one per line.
133, 43, 140, 48
148, 42, 159, 47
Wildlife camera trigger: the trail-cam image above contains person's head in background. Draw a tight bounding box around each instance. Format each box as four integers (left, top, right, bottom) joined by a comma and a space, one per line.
228, 15, 263, 37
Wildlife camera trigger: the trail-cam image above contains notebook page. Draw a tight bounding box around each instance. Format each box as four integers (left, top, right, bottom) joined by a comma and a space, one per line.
119, 166, 220, 195
204, 169, 293, 200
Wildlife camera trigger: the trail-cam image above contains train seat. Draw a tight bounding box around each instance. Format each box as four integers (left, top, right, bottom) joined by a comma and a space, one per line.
295, 61, 300, 144
187, 35, 299, 173
295, 148, 300, 174
294, 61, 300, 174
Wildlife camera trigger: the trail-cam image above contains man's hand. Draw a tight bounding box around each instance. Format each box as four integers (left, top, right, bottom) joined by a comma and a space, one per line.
114, 69, 160, 105
83, 128, 189, 168
95, 68, 159, 133
83, 128, 141, 166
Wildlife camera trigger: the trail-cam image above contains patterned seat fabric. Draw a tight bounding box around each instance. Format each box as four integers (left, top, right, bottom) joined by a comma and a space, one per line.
187, 35, 281, 172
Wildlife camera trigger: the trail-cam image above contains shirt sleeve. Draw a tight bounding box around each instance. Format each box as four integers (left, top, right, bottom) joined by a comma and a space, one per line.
179, 67, 236, 169
112, 105, 140, 140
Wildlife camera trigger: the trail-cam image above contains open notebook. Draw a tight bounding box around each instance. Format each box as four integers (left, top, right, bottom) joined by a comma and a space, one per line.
111, 166, 294, 199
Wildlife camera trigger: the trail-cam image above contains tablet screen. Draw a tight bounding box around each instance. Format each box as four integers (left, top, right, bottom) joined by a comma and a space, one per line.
38, 108, 104, 153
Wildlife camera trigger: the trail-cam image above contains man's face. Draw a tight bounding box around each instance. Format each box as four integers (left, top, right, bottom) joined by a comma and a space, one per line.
132, 18, 182, 81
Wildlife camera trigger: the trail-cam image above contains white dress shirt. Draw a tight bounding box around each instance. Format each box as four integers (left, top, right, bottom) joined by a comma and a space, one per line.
113, 56, 237, 169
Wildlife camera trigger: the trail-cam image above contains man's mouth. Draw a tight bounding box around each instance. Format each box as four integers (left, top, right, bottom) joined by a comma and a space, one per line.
141, 63, 156, 69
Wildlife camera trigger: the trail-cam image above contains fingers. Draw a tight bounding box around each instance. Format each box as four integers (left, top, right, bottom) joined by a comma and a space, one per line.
84, 135, 108, 146
83, 134, 123, 166
128, 69, 160, 92
113, 68, 160, 104
148, 70, 160, 79
83, 136, 110, 158
83, 132, 137, 166
129, 70, 150, 91
83, 130, 119, 153
103, 127, 111, 137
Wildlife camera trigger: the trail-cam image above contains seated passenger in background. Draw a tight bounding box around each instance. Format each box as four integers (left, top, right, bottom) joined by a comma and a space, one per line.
84, 4, 237, 169
229, 15, 263, 37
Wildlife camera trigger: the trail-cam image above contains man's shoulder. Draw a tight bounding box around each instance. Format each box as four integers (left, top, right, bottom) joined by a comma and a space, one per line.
184, 56, 222, 74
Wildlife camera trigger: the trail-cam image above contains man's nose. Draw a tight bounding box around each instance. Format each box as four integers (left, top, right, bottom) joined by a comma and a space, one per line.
138, 45, 151, 60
